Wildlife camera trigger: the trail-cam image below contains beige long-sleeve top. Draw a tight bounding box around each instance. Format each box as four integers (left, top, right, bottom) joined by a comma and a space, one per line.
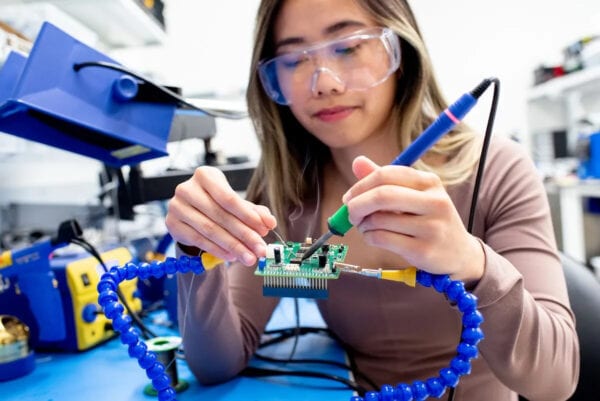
177, 136, 579, 401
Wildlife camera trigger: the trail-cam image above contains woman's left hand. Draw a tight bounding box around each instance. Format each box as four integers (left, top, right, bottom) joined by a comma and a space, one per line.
343, 156, 485, 283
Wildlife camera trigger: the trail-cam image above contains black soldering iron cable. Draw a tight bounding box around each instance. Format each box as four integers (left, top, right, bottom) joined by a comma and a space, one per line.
467, 77, 500, 232
259, 297, 376, 390
257, 324, 379, 391
252, 352, 380, 392
446, 77, 500, 401
241, 366, 367, 394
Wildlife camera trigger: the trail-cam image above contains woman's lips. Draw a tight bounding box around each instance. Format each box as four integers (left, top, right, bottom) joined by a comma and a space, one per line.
313, 106, 356, 122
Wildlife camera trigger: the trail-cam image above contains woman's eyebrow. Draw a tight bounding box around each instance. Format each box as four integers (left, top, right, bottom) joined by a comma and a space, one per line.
274, 36, 305, 50
274, 20, 367, 51
324, 20, 366, 35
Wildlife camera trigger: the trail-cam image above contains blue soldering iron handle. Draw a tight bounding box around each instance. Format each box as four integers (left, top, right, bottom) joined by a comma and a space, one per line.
391, 93, 477, 166
327, 90, 480, 237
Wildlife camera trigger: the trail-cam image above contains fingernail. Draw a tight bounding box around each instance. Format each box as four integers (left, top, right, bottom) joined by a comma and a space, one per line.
254, 243, 266, 258
242, 252, 256, 266
342, 191, 350, 203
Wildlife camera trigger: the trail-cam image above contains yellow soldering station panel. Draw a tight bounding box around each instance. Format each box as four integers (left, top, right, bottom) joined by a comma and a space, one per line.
0, 250, 12, 269
65, 247, 142, 351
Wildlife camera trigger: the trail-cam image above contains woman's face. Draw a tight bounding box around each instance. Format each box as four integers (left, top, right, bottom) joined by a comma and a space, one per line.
272, 0, 398, 150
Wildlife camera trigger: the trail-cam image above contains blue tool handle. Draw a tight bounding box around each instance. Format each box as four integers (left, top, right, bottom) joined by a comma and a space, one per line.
391, 93, 477, 166
326, 92, 479, 237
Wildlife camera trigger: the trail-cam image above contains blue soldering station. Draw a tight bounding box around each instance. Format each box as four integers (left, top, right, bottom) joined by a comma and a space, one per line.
0, 220, 140, 354
0, 221, 79, 344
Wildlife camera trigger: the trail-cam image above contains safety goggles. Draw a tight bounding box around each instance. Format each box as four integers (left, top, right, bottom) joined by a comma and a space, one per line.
258, 27, 401, 105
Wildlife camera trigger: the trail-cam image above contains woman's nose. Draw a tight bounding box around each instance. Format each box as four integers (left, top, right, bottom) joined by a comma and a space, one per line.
310, 67, 346, 97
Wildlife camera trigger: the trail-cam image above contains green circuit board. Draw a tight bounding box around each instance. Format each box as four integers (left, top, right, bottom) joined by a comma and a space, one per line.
255, 240, 348, 278
254, 240, 349, 298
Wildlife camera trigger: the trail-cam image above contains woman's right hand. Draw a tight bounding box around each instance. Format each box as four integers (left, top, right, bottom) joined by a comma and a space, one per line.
165, 166, 277, 266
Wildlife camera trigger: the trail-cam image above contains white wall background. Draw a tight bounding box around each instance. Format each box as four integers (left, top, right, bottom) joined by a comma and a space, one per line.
110, 0, 600, 152
1, 0, 599, 205
411, 0, 600, 139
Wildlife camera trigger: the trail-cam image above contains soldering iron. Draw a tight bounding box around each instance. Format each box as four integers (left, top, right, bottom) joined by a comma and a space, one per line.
301, 78, 494, 261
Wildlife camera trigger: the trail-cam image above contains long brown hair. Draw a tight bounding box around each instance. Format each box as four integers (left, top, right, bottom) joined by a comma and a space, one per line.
245, 0, 481, 236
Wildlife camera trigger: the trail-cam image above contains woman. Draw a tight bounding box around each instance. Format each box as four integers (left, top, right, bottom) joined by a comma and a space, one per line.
166, 0, 579, 399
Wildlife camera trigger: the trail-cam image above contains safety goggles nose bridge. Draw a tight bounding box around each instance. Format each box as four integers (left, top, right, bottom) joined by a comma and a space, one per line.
310, 67, 346, 96
306, 44, 353, 96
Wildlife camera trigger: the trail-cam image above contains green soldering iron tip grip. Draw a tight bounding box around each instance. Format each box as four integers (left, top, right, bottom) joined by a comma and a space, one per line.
328, 204, 353, 236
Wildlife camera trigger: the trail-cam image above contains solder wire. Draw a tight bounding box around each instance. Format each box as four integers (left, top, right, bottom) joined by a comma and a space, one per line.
178, 269, 199, 369
266, 230, 302, 362
178, 228, 295, 371
144, 336, 188, 395
272, 230, 286, 245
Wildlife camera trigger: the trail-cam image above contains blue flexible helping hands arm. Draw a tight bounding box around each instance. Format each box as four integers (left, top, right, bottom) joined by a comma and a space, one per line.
97, 256, 483, 401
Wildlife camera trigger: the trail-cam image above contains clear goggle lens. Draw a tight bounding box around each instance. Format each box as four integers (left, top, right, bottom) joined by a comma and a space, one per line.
258, 27, 401, 105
